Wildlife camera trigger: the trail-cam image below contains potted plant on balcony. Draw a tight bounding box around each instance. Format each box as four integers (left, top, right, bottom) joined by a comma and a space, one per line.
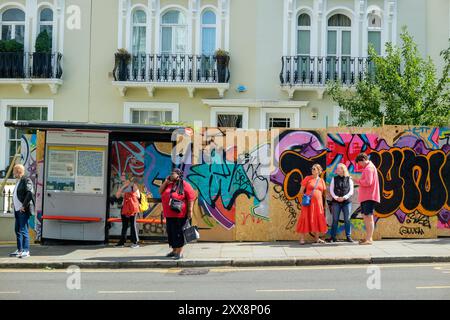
0, 39, 25, 78
214, 49, 230, 83
34, 30, 53, 78
113, 48, 131, 81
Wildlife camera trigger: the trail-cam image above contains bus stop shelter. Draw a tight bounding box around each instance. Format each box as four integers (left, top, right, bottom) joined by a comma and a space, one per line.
4, 120, 187, 244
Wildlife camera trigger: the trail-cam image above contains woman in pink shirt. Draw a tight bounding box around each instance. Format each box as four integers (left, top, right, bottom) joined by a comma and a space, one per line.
353, 153, 380, 245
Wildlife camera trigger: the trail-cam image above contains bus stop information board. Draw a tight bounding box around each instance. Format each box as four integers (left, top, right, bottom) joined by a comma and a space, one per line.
46, 132, 106, 195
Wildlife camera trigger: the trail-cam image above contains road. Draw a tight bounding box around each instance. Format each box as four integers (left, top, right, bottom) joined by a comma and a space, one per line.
0, 263, 449, 300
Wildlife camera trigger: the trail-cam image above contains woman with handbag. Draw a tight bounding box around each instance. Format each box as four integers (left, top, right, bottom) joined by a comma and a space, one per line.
115, 172, 141, 248
159, 168, 196, 260
296, 164, 328, 245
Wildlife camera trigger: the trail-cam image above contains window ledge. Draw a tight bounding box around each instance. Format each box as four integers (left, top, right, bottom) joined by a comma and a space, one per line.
0, 79, 63, 94
112, 81, 229, 98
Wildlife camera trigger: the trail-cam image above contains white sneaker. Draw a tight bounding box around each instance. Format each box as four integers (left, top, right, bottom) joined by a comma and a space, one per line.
130, 244, 140, 249
19, 251, 30, 258
9, 250, 21, 257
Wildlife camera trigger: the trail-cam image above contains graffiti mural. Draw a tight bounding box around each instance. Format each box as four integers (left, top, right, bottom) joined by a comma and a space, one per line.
110, 141, 173, 237
106, 126, 449, 241
327, 133, 379, 180
187, 143, 270, 230
326, 127, 450, 238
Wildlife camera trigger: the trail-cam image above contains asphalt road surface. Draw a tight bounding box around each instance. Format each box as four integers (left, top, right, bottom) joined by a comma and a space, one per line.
0, 263, 449, 300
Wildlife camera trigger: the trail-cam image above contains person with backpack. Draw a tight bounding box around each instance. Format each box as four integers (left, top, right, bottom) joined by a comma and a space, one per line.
115, 172, 141, 248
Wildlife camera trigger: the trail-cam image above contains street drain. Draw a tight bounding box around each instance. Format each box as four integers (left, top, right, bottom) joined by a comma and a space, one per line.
178, 269, 210, 276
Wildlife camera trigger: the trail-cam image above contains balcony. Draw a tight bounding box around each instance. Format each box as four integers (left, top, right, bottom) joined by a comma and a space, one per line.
112, 54, 230, 98
279, 56, 374, 99
0, 52, 63, 94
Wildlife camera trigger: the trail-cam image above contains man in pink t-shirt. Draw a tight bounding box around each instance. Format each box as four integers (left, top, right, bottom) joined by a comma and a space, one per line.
353, 153, 380, 245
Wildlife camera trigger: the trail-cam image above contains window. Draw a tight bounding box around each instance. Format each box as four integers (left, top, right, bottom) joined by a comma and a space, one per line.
124, 103, 179, 125
38, 8, 53, 44
161, 10, 187, 54
268, 117, 291, 128
297, 13, 311, 83
334, 106, 353, 126
327, 14, 352, 83
261, 108, 299, 129
210, 107, 249, 129
217, 114, 243, 128
132, 9, 147, 54
368, 13, 382, 54
265, 113, 296, 128
201, 10, 216, 56
0, 8, 26, 44
8, 106, 48, 165
131, 110, 172, 125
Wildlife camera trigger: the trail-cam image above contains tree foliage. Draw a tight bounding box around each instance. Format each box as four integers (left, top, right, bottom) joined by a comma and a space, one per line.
328, 28, 450, 127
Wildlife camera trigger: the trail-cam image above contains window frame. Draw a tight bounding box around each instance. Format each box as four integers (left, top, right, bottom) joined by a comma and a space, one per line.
37, 6, 55, 51
130, 8, 148, 54
260, 108, 300, 129
0, 99, 54, 171
296, 12, 311, 56
326, 13, 352, 57
123, 102, 179, 125
200, 9, 218, 56
0, 7, 26, 43
367, 10, 383, 55
160, 9, 188, 54
210, 107, 249, 129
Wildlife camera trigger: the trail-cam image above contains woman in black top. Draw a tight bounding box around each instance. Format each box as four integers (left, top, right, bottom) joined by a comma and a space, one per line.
329, 163, 354, 242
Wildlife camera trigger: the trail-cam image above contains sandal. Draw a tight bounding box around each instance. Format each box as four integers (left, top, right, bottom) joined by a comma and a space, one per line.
359, 240, 373, 245
314, 239, 325, 244
299, 240, 306, 245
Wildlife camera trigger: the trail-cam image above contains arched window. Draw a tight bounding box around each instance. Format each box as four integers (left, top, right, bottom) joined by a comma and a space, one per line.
39, 8, 53, 37
296, 13, 311, 83
368, 12, 382, 54
132, 9, 147, 53
161, 10, 187, 54
327, 13, 352, 57
327, 13, 352, 83
201, 10, 216, 55
297, 13, 311, 56
0, 8, 26, 44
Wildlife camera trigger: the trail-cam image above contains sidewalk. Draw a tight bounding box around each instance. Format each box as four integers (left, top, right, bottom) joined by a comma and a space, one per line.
1, 238, 450, 269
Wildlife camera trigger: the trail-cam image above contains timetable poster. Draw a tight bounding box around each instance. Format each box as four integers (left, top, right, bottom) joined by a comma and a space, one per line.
46, 148, 76, 192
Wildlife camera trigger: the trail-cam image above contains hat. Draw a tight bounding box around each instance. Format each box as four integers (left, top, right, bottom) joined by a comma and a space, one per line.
172, 168, 183, 176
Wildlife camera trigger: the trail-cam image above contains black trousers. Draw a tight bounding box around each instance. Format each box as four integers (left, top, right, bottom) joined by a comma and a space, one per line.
166, 217, 188, 249
119, 214, 139, 244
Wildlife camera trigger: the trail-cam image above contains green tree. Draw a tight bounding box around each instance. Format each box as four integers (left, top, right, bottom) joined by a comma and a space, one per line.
328, 27, 450, 127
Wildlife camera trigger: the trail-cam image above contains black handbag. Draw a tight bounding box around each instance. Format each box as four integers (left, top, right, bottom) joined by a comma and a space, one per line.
183, 219, 200, 243
169, 196, 184, 213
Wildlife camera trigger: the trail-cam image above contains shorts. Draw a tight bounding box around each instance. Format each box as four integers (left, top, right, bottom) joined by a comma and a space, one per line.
361, 200, 377, 215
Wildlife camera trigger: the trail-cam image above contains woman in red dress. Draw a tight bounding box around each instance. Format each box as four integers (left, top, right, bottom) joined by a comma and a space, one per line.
297, 164, 328, 245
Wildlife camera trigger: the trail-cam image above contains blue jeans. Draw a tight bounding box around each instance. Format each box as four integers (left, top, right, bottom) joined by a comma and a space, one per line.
330, 202, 352, 239
14, 211, 30, 252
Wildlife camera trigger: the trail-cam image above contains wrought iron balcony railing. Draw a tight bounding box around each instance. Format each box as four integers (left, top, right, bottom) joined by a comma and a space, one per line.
113, 54, 230, 84
0, 52, 63, 79
280, 56, 376, 86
